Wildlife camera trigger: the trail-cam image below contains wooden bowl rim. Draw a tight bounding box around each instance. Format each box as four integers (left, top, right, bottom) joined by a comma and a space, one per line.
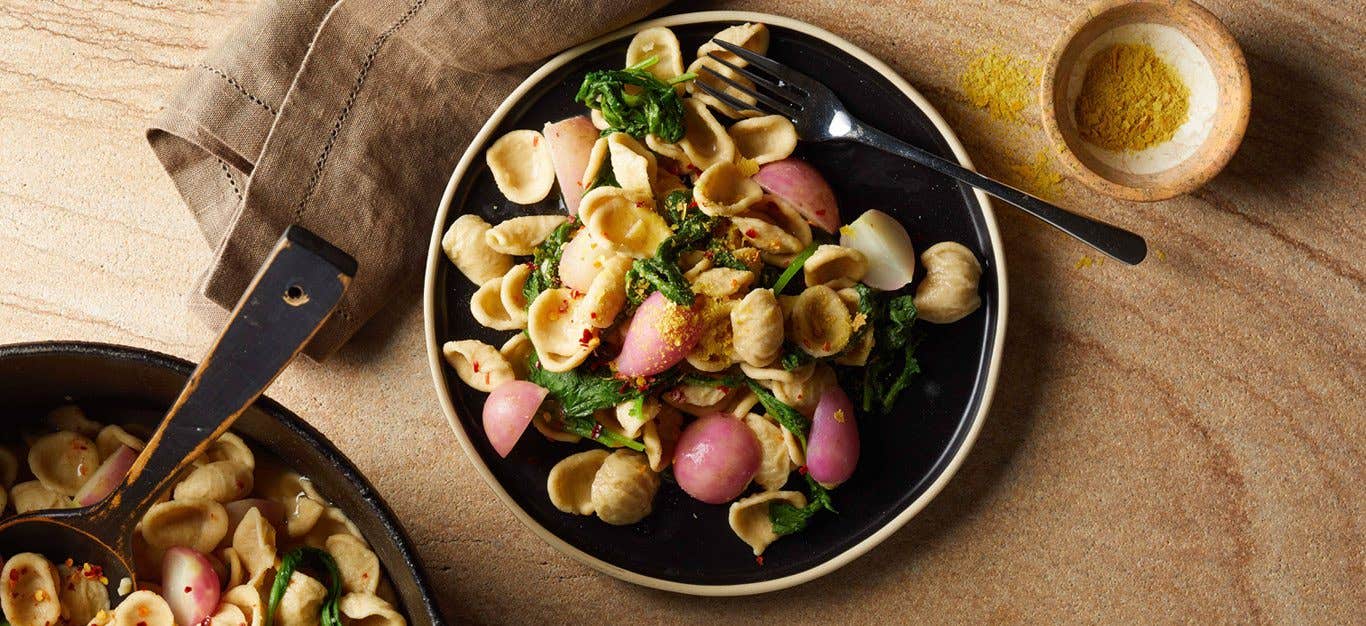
1040, 0, 1251, 202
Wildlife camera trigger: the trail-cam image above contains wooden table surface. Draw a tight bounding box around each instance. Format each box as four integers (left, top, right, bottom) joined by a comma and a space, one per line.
1, 0, 1360, 622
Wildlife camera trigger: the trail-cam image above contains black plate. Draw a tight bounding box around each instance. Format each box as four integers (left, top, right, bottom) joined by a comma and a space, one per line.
430, 15, 1002, 589
0, 342, 445, 623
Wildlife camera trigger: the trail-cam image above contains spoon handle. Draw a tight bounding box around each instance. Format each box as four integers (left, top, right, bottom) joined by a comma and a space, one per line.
91, 226, 355, 547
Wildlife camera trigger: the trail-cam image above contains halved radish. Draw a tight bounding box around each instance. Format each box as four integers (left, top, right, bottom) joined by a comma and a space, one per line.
543, 115, 599, 214
483, 380, 549, 458
557, 230, 607, 293
614, 292, 701, 377
840, 209, 916, 290
162, 546, 220, 626
224, 498, 286, 531
752, 158, 840, 233
806, 385, 860, 487
673, 414, 762, 504
72, 445, 137, 506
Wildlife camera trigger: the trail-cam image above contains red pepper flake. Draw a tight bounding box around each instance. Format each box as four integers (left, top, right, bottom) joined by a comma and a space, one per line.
635, 200, 647, 208
8, 569, 19, 582
570, 289, 584, 299
718, 385, 730, 394
524, 261, 536, 269
744, 228, 758, 238
755, 555, 765, 566
472, 360, 480, 373
815, 209, 826, 216
579, 328, 594, 345
797, 465, 809, 475
532, 136, 540, 146
822, 341, 831, 352
557, 300, 570, 314
687, 200, 698, 208
589, 312, 598, 319
484, 372, 491, 385
184, 586, 193, 593
590, 422, 604, 439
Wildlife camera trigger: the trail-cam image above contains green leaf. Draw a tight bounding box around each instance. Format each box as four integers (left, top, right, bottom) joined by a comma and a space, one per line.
627, 255, 694, 305
562, 412, 646, 451
780, 344, 814, 371
857, 292, 922, 414
770, 243, 818, 294
522, 218, 579, 304
574, 56, 695, 142
745, 380, 809, 448
267, 547, 343, 626
770, 475, 838, 536
528, 352, 627, 418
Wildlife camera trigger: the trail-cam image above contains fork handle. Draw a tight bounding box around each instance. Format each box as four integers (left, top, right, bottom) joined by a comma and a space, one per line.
849, 122, 1148, 265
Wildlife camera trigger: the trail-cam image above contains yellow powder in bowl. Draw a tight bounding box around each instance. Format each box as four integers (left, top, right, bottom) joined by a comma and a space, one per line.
1074, 42, 1190, 151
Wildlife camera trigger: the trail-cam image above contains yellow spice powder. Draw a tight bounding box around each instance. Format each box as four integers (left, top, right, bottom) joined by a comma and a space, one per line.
960, 50, 1036, 122
1074, 42, 1189, 151
1007, 149, 1065, 200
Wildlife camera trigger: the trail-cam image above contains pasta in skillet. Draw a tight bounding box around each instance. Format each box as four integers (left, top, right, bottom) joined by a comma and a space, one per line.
444, 22, 984, 559
0, 405, 410, 625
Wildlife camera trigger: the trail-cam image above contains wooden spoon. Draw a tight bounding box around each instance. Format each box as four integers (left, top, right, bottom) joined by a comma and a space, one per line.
0, 225, 355, 599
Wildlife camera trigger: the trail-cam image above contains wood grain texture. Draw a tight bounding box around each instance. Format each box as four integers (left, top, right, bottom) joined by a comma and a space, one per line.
0, 0, 1360, 622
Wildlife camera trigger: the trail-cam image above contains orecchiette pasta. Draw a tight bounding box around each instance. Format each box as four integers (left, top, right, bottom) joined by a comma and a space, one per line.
803, 244, 868, 288
579, 187, 671, 258
585, 133, 657, 195
484, 215, 569, 256
499, 333, 534, 380
526, 288, 599, 372
914, 241, 983, 323
728, 115, 798, 164
57, 560, 110, 626
208, 603, 249, 626
287, 495, 326, 538
277, 572, 328, 626
326, 534, 381, 595
470, 264, 532, 330
577, 254, 632, 328
690, 267, 756, 299
740, 360, 815, 385
46, 404, 101, 437
614, 397, 658, 440
532, 409, 582, 443
697, 22, 770, 66
744, 414, 791, 492
686, 297, 738, 372
174, 460, 253, 503
109, 591, 174, 626
339, 593, 405, 626
1, 553, 61, 626
547, 449, 610, 515
642, 405, 683, 472
442, 214, 513, 284
442, 340, 516, 392
790, 285, 853, 357
222, 584, 266, 626
11, 479, 69, 514
626, 27, 686, 88
678, 98, 736, 170
28, 430, 99, 496
140, 498, 229, 554
769, 364, 837, 417
232, 507, 277, 578
693, 161, 764, 216
590, 450, 660, 525
732, 195, 812, 261
95, 424, 144, 460
485, 129, 556, 204
728, 490, 806, 555
731, 288, 784, 366
220, 546, 246, 590
645, 133, 688, 163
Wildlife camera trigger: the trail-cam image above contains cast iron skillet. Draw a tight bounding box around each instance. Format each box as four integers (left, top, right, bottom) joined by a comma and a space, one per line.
424, 11, 1007, 594
0, 341, 443, 625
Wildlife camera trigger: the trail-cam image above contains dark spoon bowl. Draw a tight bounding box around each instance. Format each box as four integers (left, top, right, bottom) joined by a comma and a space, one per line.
0, 341, 443, 625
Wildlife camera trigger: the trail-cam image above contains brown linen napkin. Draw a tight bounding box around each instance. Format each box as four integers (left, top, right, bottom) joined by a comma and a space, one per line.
148, 0, 668, 359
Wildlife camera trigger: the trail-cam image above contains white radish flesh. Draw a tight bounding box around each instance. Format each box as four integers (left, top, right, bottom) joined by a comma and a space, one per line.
544, 116, 599, 214
840, 209, 917, 290
72, 445, 136, 506
162, 546, 221, 626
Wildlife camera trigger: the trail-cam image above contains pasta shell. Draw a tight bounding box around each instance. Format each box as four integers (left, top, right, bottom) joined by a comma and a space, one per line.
580, 187, 670, 259
45, 404, 101, 437
222, 584, 266, 626
744, 414, 792, 492
686, 57, 759, 119
677, 99, 736, 170
803, 244, 868, 289
326, 534, 381, 595
140, 498, 229, 554
499, 333, 534, 380
547, 449, 610, 515
220, 546, 246, 590
174, 460, 253, 503
277, 572, 327, 626
0, 446, 17, 487
442, 340, 516, 392
652, 169, 687, 199
57, 560, 110, 626
685, 297, 738, 372
442, 214, 513, 284
526, 288, 598, 372
338, 593, 406, 626
109, 590, 174, 626
692, 266, 756, 300
732, 195, 812, 260
605, 133, 658, 194
287, 495, 327, 539
698, 22, 770, 67
578, 254, 632, 328
1, 553, 61, 626
590, 450, 660, 525
770, 364, 837, 417
485, 215, 569, 256
914, 242, 983, 324
678, 252, 712, 281
486, 129, 556, 205
232, 507, 277, 578
693, 161, 763, 217
729, 391, 761, 418
470, 264, 531, 331
728, 490, 806, 556
579, 136, 611, 190
741, 361, 815, 385
532, 409, 581, 443
645, 134, 688, 163
27, 431, 99, 496
728, 115, 798, 165
208, 603, 249, 626
626, 27, 686, 88
298, 507, 364, 549
782, 425, 806, 466
643, 405, 683, 471
791, 286, 852, 357
731, 288, 784, 366
95, 424, 145, 460
613, 397, 658, 440
203, 432, 255, 470
590, 108, 610, 131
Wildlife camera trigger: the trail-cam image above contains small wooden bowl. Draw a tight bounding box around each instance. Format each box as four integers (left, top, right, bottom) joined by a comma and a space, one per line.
1041, 0, 1250, 201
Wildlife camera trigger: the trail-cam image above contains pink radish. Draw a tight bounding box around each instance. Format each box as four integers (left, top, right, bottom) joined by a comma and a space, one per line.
806, 385, 860, 487
72, 445, 137, 506
672, 414, 762, 504
483, 380, 549, 457
752, 158, 840, 233
543, 115, 599, 214
162, 546, 220, 626
224, 498, 286, 531
614, 292, 701, 377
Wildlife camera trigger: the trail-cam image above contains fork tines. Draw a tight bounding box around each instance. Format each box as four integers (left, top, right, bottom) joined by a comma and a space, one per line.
694, 39, 808, 119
